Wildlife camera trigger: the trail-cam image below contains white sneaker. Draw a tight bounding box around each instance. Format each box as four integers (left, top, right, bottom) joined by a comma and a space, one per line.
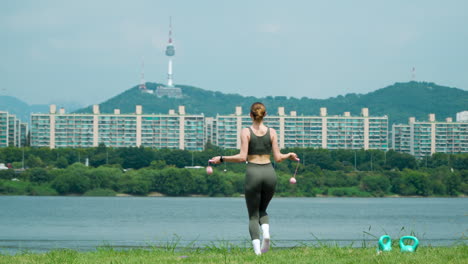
252, 239, 261, 255
261, 237, 270, 253
261, 224, 270, 253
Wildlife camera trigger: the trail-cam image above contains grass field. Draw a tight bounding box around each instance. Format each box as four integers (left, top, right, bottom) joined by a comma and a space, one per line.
1, 245, 467, 264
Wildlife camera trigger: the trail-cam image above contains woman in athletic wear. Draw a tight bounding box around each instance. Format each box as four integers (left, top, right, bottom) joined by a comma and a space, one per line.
210, 102, 299, 255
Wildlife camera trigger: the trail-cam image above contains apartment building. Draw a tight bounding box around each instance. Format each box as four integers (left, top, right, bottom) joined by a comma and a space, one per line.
26, 105, 468, 157
392, 114, 468, 158
0, 111, 28, 147
214, 107, 388, 150
30, 105, 205, 150
0, 112, 7, 147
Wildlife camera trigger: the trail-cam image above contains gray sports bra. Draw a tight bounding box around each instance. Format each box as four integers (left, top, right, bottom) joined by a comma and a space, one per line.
248, 127, 272, 155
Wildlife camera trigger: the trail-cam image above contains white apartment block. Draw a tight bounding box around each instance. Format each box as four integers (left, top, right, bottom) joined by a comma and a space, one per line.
0, 112, 7, 147
204, 117, 216, 145
30, 105, 205, 150
0, 111, 28, 147
214, 107, 388, 150
456, 111, 468, 122
25, 105, 468, 156
392, 114, 468, 158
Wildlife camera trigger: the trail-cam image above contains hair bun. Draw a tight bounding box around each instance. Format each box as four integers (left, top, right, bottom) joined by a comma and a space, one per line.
250, 102, 266, 122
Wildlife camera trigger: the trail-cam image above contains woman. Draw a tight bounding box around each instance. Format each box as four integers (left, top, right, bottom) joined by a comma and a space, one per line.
210, 102, 298, 255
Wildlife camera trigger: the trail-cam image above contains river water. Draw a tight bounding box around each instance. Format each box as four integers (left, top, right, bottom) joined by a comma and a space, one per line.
0, 196, 466, 253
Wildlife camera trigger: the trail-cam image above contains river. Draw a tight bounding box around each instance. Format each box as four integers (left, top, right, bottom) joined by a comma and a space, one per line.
0, 196, 466, 253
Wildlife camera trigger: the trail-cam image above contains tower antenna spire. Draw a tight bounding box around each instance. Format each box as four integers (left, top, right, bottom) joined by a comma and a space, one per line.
169, 16, 172, 44
156, 16, 182, 98
139, 57, 147, 90
165, 16, 175, 87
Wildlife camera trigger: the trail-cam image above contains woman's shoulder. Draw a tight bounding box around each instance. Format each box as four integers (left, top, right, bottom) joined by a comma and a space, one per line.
268, 127, 277, 135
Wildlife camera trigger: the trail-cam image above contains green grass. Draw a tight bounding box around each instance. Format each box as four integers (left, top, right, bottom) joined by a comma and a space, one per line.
1, 245, 466, 264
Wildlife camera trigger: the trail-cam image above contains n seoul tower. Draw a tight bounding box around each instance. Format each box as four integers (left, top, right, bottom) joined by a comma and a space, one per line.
156, 17, 182, 98
165, 17, 175, 87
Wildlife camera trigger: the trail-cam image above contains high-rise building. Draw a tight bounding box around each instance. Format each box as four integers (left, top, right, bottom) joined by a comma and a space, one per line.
20, 123, 28, 147
204, 117, 216, 146
456, 111, 468, 122
0, 112, 8, 147
8, 114, 18, 146
30, 105, 205, 150
214, 107, 388, 150
0, 111, 28, 147
24, 103, 468, 156
392, 114, 468, 158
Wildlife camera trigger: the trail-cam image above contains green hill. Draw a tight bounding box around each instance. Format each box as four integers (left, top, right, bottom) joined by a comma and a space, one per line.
75, 81, 467, 125
0, 96, 84, 123
0, 96, 50, 122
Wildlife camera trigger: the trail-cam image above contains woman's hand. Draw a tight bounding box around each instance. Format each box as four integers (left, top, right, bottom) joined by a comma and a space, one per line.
209, 156, 222, 164
289, 152, 300, 161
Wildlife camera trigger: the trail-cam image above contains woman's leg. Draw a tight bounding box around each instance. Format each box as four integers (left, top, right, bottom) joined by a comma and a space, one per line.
259, 164, 276, 253
245, 164, 262, 241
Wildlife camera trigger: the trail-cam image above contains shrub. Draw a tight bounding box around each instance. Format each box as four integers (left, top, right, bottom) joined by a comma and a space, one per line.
51, 174, 91, 194
28, 184, 58, 196
0, 169, 16, 180
117, 172, 150, 196
0, 180, 30, 195
360, 174, 391, 196
27, 168, 53, 183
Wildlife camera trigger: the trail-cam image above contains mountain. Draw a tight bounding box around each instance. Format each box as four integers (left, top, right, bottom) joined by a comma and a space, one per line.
75, 81, 467, 125
0, 96, 83, 123
0, 96, 46, 122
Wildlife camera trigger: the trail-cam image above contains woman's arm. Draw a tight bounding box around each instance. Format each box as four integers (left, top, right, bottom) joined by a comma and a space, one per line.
271, 128, 299, 163
210, 128, 249, 164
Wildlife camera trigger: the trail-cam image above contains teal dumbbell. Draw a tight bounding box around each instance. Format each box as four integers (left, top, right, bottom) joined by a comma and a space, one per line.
399, 236, 419, 252
378, 235, 392, 252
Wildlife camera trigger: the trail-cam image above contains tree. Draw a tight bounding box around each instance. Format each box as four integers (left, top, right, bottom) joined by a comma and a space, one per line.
87, 166, 122, 190
385, 150, 417, 170
52, 173, 90, 194
452, 154, 468, 170
360, 173, 390, 196
445, 172, 462, 196
26, 155, 45, 168
429, 153, 451, 168
26, 168, 53, 183
0, 147, 22, 163
160, 168, 194, 196
51, 163, 92, 194
149, 160, 167, 170
119, 147, 154, 169
399, 169, 430, 196
55, 156, 69, 169
206, 171, 234, 196
117, 171, 150, 195
0, 169, 16, 180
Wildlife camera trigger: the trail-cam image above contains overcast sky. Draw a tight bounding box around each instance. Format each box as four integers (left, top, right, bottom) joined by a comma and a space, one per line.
1, 0, 467, 106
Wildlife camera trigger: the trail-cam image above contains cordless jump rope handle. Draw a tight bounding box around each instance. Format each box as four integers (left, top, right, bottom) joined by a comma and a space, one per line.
289, 158, 300, 184
206, 160, 214, 174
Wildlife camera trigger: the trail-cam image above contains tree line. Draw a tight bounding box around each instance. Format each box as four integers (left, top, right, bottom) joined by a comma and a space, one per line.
0, 144, 466, 197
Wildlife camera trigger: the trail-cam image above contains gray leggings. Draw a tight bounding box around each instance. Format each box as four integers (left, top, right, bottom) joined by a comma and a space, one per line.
244, 162, 277, 240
